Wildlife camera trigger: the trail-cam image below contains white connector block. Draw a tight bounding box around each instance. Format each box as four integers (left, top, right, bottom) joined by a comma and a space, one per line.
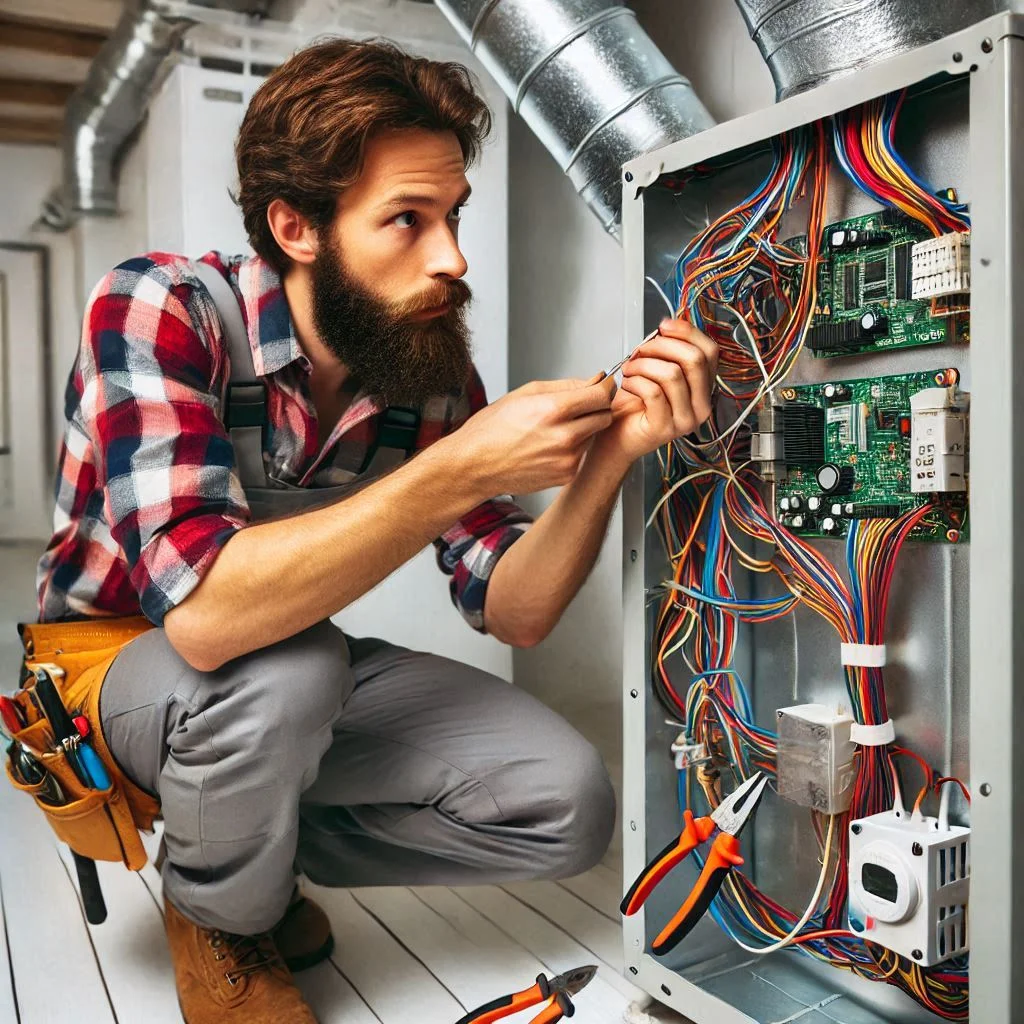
848, 807, 970, 966
909, 387, 969, 493
911, 231, 970, 299
776, 704, 855, 814
671, 734, 709, 771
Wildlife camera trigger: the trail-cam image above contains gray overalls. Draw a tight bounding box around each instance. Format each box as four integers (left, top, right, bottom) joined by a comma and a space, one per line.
97, 261, 615, 935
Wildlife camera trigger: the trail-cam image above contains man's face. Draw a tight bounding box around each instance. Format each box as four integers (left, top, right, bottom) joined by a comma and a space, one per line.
311, 128, 474, 407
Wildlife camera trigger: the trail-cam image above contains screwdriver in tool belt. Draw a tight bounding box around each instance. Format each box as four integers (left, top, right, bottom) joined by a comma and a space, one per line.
33, 671, 110, 789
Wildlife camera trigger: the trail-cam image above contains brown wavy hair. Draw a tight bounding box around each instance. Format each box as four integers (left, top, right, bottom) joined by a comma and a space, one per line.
235, 37, 492, 273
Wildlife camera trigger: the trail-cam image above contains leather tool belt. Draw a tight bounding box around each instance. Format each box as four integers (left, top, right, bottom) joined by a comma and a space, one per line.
6, 618, 161, 871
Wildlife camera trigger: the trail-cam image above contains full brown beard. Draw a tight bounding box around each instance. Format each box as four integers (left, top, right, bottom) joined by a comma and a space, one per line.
310, 236, 474, 407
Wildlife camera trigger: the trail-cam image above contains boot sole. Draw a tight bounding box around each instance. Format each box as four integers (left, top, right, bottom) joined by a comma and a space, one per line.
283, 932, 335, 973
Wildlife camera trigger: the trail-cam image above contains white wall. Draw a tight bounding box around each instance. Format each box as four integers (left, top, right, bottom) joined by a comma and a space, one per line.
0, 145, 81, 540
505, 1, 775, 766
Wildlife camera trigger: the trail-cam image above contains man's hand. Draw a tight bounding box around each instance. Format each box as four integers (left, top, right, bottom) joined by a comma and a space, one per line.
593, 318, 718, 470
453, 376, 617, 498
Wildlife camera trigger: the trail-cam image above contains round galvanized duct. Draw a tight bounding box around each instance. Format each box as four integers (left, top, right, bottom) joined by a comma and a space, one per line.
60, 1, 196, 217
433, 0, 715, 237
735, 0, 1004, 100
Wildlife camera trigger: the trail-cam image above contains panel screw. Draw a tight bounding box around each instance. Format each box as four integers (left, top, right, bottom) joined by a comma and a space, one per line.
912, 949, 923, 961
851, 823, 862, 835
980, 782, 992, 796
952, 51, 963, 63
625, 171, 634, 182
630, 689, 639, 699
630, 549, 638, 562
982, 37, 994, 53
634, 938, 641, 946
912, 842, 924, 856
981, 257, 991, 267
630, 820, 637, 831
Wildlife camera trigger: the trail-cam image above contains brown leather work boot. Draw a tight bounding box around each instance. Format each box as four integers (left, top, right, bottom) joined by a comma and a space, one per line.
164, 897, 318, 1024
273, 887, 335, 972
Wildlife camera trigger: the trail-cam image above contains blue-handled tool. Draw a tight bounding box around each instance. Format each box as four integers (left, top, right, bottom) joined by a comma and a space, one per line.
32, 670, 111, 789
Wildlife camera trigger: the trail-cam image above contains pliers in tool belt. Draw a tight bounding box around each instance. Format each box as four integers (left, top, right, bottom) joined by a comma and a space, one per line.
455, 964, 598, 1024
620, 771, 768, 955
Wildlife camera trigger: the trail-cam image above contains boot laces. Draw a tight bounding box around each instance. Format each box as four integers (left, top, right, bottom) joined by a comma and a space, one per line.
208, 928, 284, 984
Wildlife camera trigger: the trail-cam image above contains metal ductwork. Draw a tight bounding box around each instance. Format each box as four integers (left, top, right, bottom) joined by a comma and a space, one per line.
433, 0, 715, 238
46, 0, 274, 228
734, 0, 1007, 100
54, 1, 196, 223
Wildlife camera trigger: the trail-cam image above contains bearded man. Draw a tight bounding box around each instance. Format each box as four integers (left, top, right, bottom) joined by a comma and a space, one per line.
33, 37, 717, 1023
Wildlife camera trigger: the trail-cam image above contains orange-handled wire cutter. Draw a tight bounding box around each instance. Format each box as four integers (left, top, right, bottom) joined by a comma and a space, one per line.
620, 772, 768, 956
455, 964, 598, 1024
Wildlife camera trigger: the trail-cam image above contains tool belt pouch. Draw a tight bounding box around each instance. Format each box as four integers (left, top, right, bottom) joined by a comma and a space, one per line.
8, 618, 160, 871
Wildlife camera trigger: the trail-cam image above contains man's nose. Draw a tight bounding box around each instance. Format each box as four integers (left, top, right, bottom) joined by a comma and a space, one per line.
425, 222, 469, 280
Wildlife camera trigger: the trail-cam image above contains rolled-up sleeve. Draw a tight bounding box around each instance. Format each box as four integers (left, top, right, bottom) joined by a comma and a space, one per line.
433, 368, 533, 632
82, 259, 249, 624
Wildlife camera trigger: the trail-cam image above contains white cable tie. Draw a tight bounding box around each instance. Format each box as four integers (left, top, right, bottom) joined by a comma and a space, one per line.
850, 720, 896, 747
840, 642, 887, 667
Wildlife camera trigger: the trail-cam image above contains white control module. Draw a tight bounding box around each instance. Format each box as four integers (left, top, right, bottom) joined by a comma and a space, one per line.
848, 797, 970, 966
909, 387, 969, 493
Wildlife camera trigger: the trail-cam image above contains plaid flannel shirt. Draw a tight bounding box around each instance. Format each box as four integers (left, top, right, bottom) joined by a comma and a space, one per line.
37, 251, 532, 629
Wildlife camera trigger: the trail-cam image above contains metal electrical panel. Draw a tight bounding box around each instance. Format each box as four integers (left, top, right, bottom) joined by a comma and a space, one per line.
620, 13, 1024, 1024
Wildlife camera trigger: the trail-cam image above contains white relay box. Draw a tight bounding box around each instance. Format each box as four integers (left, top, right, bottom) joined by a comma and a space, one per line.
776, 704, 856, 815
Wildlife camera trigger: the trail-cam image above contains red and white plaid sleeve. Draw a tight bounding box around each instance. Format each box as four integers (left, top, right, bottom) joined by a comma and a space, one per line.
63, 256, 248, 623
433, 367, 533, 633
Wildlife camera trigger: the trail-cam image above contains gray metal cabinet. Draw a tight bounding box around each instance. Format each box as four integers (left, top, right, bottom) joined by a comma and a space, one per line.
620, 13, 1024, 1023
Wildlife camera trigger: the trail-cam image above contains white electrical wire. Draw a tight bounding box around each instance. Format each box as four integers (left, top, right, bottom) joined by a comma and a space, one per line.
728, 812, 837, 955
645, 275, 677, 318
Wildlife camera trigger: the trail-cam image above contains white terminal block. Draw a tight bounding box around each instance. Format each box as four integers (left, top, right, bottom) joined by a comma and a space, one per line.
776, 704, 856, 815
848, 807, 970, 966
910, 231, 971, 299
909, 387, 969, 493
671, 734, 709, 771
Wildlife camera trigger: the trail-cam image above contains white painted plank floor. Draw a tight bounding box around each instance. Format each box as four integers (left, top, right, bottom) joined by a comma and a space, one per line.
0, 542, 675, 1024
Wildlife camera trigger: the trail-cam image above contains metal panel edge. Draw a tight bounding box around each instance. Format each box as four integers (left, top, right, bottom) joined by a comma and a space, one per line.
619, 110, 756, 1024
622, 12, 1023, 191
968, 29, 1024, 1024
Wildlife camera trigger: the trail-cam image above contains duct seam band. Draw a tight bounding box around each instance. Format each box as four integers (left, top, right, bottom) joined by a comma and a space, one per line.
513, 6, 636, 114
563, 73, 688, 174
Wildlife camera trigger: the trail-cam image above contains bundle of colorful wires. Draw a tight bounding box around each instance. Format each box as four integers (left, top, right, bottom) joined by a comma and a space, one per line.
832, 92, 970, 235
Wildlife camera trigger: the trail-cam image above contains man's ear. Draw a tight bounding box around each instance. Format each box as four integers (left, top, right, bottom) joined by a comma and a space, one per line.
267, 199, 318, 265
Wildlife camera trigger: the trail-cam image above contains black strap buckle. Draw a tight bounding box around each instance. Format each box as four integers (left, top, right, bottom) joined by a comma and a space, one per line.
358, 407, 421, 473
225, 382, 268, 430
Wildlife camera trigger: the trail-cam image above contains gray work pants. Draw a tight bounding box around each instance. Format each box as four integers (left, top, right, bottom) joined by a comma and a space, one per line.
99, 621, 616, 935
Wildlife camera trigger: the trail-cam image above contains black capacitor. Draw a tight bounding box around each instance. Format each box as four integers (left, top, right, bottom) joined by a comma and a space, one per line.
815, 462, 855, 495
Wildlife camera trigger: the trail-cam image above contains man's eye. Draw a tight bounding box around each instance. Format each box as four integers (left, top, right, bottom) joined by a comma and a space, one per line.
395, 212, 417, 228
449, 204, 467, 222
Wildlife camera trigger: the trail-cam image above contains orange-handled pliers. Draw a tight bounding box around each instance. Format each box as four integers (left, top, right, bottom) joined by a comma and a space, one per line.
620, 771, 768, 956
455, 965, 598, 1024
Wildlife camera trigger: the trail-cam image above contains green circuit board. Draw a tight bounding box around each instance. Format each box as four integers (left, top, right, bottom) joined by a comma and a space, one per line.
773, 368, 968, 543
789, 208, 969, 357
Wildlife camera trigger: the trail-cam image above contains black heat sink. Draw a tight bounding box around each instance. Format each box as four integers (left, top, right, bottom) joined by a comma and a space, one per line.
807, 315, 889, 352
781, 404, 825, 466
894, 242, 914, 301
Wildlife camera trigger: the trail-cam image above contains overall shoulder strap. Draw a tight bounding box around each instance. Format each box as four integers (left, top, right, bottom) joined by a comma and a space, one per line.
192, 260, 269, 488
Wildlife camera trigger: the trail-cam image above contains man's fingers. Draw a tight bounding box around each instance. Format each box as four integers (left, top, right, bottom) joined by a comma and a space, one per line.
519, 377, 588, 396
551, 378, 617, 420
625, 340, 713, 425
621, 355, 693, 430
564, 408, 614, 444
652, 318, 719, 377
620, 375, 672, 434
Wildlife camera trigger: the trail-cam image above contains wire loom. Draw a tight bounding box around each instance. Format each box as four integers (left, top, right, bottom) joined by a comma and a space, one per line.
648, 90, 970, 1020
